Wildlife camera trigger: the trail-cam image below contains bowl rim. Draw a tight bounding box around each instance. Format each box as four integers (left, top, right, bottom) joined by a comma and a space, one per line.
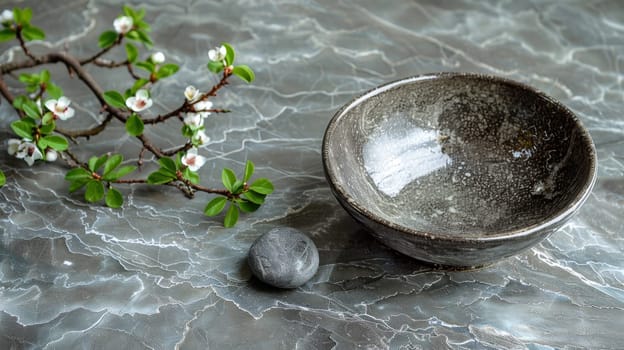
322, 72, 597, 243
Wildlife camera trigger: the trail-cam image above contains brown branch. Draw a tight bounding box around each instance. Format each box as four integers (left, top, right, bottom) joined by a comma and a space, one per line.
0, 74, 25, 118
112, 177, 227, 199
137, 134, 166, 158
61, 149, 88, 169
79, 35, 122, 65
55, 114, 114, 139
126, 63, 141, 80
0, 47, 235, 166
203, 70, 231, 98
92, 58, 129, 68
190, 183, 230, 196
142, 103, 187, 124
15, 26, 39, 63
162, 142, 192, 156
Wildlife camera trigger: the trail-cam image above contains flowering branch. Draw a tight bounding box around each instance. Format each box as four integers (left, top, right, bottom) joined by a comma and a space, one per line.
0, 6, 271, 227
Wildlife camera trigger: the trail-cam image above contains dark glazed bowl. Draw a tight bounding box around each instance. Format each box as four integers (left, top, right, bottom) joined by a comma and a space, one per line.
322, 73, 596, 267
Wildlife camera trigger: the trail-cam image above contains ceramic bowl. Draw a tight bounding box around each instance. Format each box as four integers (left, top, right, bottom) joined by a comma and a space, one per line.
322, 73, 596, 267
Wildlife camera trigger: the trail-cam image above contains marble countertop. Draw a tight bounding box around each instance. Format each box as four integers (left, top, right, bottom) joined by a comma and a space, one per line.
1, 1, 623, 348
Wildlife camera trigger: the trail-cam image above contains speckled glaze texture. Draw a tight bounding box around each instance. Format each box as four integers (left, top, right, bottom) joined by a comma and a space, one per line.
1, 1, 623, 349
323, 73, 596, 266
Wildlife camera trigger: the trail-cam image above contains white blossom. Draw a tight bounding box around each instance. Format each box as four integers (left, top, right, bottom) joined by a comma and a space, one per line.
208, 45, 227, 62
113, 16, 133, 34
183, 112, 204, 128
1, 9, 13, 23
184, 85, 200, 102
181, 148, 206, 172
194, 100, 213, 119
151, 51, 165, 64
192, 130, 210, 145
125, 89, 153, 112
44, 96, 75, 120
7, 139, 21, 156
11, 139, 43, 166
193, 100, 213, 113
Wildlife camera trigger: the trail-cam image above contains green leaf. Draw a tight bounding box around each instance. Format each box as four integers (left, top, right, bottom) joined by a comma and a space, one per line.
183, 167, 200, 185
232, 180, 244, 194
223, 203, 239, 228
249, 178, 274, 195
125, 113, 144, 136
46, 82, 63, 99
123, 5, 135, 18
12, 95, 28, 110
68, 178, 89, 193
129, 78, 149, 95
0, 170, 6, 187
38, 135, 68, 151
22, 101, 40, 119
104, 165, 136, 180
232, 65, 255, 83
135, 30, 153, 47
137, 8, 146, 20
243, 190, 265, 205
13, 8, 32, 25
147, 170, 175, 185
207, 61, 224, 74
39, 117, 55, 132
10, 120, 34, 139
221, 168, 236, 192
21, 25, 45, 41
125, 30, 140, 41
18, 73, 38, 85
65, 167, 92, 181
181, 124, 194, 138
223, 42, 235, 66
204, 197, 227, 216
155, 63, 179, 79
0, 29, 16, 42
126, 29, 153, 48
238, 200, 260, 213
85, 180, 105, 203
103, 154, 123, 176
103, 90, 127, 109
105, 188, 123, 208
134, 19, 150, 31
243, 160, 254, 183
158, 157, 177, 173
125, 43, 138, 63
39, 70, 50, 83
89, 155, 108, 172
98, 30, 118, 48
135, 61, 155, 73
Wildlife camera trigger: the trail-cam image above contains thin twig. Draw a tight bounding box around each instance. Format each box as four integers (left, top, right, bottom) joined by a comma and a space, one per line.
0, 74, 25, 118
92, 58, 130, 68
55, 114, 114, 139
15, 26, 39, 63
126, 62, 141, 80
79, 35, 123, 65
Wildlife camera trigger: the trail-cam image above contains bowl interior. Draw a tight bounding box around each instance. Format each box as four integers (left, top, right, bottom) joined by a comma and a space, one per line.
324, 74, 595, 237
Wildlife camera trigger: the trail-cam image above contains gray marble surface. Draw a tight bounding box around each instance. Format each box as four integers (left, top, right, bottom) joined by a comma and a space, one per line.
0, 0, 622, 349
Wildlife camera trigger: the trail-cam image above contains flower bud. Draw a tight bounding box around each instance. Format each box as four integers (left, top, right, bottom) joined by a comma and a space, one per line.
151, 52, 165, 64
45, 149, 58, 162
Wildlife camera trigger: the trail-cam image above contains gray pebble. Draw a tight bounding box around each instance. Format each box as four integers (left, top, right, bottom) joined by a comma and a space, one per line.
248, 227, 319, 289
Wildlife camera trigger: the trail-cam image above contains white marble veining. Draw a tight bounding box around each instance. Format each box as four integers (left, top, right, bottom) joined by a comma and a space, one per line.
1, 0, 623, 348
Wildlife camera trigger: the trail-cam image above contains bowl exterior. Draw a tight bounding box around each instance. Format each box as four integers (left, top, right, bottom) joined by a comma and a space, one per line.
332, 187, 571, 267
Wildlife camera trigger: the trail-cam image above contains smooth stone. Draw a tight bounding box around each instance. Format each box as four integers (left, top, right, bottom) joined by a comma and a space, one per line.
248, 227, 319, 289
